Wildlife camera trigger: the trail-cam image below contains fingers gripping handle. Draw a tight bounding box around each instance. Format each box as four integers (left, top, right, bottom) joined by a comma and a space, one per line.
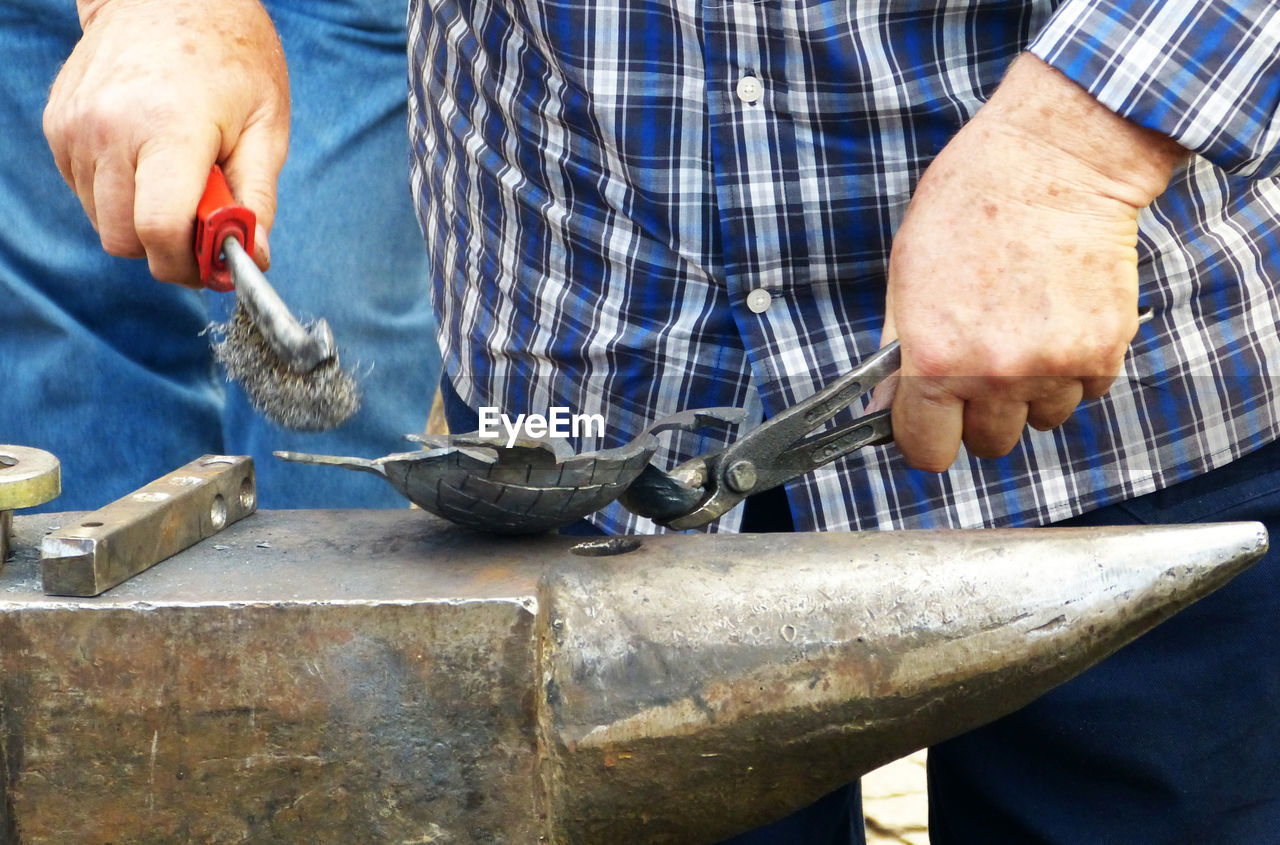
195, 165, 256, 292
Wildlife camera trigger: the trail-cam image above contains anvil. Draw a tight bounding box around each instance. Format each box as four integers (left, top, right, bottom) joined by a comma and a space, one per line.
0, 510, 1266, 843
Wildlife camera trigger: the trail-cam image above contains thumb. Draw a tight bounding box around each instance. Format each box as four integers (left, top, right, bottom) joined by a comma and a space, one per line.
878, 283, 899, 348
866, 294, 900, 413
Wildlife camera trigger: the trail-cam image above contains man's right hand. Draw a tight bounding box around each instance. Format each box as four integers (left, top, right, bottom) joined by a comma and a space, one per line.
878, 55, 1185, 472
44, 0, 290, 287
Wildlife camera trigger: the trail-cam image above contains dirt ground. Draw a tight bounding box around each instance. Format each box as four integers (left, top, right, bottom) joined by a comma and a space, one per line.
863, 751, 929, 844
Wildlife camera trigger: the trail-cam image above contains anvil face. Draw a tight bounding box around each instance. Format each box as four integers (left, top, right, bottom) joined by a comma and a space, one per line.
0, 511, 1266, 843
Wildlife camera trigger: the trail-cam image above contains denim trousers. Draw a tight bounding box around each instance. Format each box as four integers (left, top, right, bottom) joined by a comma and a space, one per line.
928, 438, 1280, 844
446, 378, 1280, 843
0, 0, 441, 510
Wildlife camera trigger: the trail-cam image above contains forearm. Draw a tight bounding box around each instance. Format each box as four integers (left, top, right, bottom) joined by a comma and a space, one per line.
1029, 0, 1280, 178
77, 0, 118, 28
984, 54, 1189, 209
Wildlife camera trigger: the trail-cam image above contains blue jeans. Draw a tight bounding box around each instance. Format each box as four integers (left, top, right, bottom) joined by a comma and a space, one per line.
928, 438, 1280, 844
0, 0, 440, 510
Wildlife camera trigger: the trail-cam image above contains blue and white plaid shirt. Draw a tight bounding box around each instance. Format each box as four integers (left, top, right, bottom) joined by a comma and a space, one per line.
408, 0, 1280, 533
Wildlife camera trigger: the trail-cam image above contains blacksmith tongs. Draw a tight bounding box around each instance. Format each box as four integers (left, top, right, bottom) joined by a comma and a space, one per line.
622, 341, 901, 529
623, 307, 1153, 529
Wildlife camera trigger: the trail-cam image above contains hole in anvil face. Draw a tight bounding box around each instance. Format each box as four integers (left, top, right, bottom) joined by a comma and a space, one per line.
570, 536, 643, 557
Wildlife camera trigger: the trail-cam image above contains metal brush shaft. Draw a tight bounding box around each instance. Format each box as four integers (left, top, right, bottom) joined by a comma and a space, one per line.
223, 235, 335, 373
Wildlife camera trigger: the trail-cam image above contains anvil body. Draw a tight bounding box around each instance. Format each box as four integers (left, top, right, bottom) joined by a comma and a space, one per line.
0, 510, 1266, 843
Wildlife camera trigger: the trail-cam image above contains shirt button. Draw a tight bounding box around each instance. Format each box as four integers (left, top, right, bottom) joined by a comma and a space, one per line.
746, 288, 772, 313
736, 75, 763, 105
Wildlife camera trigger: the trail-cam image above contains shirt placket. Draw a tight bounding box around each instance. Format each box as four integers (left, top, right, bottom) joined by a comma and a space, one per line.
703, 0, 810, 408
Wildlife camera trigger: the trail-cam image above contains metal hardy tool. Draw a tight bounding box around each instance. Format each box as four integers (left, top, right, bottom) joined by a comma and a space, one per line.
196, 165, 359, 431
0, 445, 60, 564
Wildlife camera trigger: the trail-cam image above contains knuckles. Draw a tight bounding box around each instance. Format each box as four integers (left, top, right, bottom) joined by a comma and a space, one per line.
132, 210, 192, 251
134, 216, 199, 285
98, 228, 146, 260
907, 326, 1130, 386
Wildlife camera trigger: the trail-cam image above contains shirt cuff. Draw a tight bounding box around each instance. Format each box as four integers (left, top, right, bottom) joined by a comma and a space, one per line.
1028, 0, 1280, 178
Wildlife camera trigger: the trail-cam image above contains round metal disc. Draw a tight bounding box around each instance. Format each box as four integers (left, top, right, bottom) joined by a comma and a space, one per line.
0, 445, 61, 510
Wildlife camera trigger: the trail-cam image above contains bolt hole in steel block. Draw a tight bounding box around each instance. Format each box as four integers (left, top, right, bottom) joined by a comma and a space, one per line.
210, 494, 228, 530
239, 476, 257, 510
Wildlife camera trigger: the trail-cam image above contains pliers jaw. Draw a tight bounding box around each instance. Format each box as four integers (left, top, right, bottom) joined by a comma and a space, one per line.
624, 342, 902, 529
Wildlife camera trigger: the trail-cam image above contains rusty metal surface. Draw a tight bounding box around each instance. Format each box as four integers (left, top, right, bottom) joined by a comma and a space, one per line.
2, 510, 545, 844
40, 455, 257, 596
0, 510, 1267, 843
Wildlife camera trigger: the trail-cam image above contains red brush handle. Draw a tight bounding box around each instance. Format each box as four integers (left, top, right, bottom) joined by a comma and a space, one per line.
194, 164, 256, 292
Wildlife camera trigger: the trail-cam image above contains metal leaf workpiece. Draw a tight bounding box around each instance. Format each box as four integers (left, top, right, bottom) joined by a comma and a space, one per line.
276, 407, 745, 533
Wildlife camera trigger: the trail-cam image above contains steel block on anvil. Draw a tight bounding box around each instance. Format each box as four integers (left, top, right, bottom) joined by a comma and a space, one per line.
0, 510, 1266, 844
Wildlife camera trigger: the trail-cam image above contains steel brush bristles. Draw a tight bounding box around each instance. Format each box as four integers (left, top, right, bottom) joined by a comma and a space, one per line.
211, 302, 360, 431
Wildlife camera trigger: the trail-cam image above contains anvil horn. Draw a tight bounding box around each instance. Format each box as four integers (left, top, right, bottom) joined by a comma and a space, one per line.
539, 523, 1267, 843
